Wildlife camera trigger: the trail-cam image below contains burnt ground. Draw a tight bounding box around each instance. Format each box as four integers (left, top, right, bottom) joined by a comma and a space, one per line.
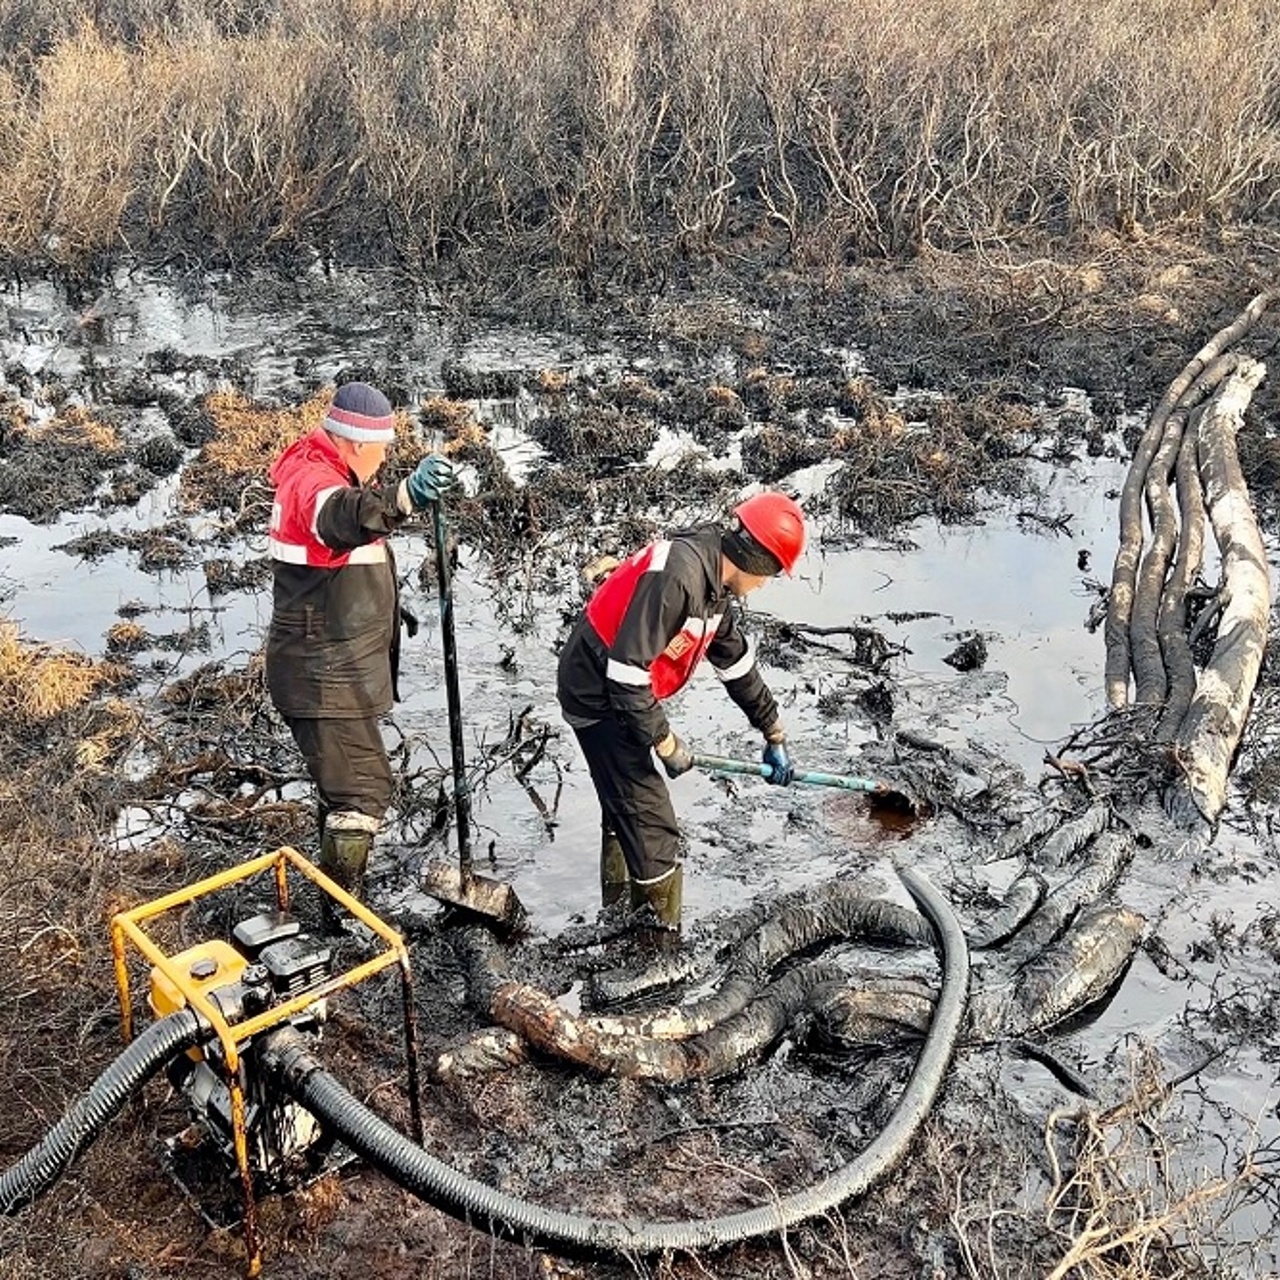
4, 226, 1280, 1280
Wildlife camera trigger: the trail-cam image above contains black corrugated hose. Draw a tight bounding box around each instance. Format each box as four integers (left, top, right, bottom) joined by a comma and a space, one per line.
263, 866, 969, 1258
0, 1008, 204, 1214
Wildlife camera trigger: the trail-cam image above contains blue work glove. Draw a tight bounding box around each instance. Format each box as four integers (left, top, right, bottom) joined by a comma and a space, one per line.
762, 736, 794, 785
657, 733, 694, 779
405, 454, 455, 509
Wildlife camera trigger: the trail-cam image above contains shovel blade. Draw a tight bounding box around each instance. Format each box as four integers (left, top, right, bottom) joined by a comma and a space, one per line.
421, 861, 526, 931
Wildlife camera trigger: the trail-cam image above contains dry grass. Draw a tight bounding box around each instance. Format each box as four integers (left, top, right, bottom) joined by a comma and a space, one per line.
16, 408, 122, 455
0, 621, 119, 727
0, 0, 1276, 281
178, 386, 420, 513
420, 396, 488, 453
0, 406, 127, 521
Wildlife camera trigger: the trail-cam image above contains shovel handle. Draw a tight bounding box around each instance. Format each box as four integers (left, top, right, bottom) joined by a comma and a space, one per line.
432, 498, 473, 875
690, 752, 884, 794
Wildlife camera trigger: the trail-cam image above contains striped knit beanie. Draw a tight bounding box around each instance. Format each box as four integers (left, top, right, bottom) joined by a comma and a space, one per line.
324, 382, 396, 443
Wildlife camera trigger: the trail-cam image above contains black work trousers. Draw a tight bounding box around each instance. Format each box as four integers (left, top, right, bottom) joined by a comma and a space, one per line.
283, 714, 394, 829
572, 716, 682, 883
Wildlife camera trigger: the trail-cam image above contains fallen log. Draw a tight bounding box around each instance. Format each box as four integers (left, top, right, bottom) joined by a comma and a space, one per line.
1000, 831, 1133, 968
1131, 354, 1240, 708
967, 869, 1046, 950
1167, 357, 1272, 826
490, 960, 848, 1081
1155, 405, 1209, 742
1034, 802, 1111, 869
443, 884, 936, 1080
1106, 291, 1279, 708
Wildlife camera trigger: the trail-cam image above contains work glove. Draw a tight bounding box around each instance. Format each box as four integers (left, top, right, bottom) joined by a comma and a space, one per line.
762, 735, 794, 786
656, 733, 694, 779
405, 454, 455, 509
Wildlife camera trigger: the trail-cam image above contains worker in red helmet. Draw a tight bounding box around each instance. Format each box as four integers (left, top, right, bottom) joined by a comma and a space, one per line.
556, 491, 807, 927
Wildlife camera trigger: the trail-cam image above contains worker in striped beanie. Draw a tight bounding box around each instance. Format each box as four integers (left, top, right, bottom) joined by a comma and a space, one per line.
265, 381, 454, 930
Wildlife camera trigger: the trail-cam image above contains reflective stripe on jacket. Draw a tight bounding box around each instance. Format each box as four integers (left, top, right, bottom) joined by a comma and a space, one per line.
265, 428, 408, 719
556, 524, 779, 747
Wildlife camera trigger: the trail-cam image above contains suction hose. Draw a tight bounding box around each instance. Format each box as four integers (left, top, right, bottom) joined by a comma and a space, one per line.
264, 866, 969, 1257
0, 1008, 204, 1214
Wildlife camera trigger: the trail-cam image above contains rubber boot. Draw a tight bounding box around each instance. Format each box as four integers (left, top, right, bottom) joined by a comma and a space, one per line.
629, 863, 683, 930
599, 830, 630, 908
319, 811, 377, 934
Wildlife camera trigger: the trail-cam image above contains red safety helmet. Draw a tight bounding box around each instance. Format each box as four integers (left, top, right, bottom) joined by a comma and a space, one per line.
734, 491, 806, 575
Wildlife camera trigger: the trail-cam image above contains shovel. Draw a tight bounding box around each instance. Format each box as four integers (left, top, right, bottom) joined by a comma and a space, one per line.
419, 498, 526, 931
690, 752, 925, 812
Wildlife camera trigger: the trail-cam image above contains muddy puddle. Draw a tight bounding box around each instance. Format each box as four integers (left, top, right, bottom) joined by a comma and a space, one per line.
3, 267, 1279, 1275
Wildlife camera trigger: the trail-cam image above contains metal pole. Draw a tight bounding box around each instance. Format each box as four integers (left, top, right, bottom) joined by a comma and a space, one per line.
432, 500, 473, 879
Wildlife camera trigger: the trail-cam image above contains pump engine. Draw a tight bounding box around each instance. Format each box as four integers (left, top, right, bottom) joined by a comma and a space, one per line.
148, 910, 337, 1213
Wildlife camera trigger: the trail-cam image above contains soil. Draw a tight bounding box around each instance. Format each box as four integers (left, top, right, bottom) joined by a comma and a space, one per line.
3, 225, 1280, 1280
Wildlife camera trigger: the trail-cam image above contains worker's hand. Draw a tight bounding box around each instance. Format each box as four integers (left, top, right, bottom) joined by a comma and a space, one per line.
405, 454, 455, 509
656, 733, 694, 779
762, 735, 794, 786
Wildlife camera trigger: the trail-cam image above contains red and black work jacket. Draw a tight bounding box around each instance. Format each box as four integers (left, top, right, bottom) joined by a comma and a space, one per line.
556, 525, 779, 747
265, 428, 409, 719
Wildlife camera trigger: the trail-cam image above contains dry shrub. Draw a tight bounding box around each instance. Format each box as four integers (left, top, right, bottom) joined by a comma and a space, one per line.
1039, 1044, 1257, 1279
0, 23, 152, 266
145, 32, 359, 254
0, 0, 1278, 276
344, 0, 569, 271
0, 66, 25, 252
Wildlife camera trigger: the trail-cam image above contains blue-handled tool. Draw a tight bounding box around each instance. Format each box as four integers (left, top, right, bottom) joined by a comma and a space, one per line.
691, 752, 882, 792
690, 752, 923, 811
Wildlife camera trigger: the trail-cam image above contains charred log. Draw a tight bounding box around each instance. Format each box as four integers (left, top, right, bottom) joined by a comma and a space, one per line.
968, 869, 1046, 950
811, 901, 1145, 1048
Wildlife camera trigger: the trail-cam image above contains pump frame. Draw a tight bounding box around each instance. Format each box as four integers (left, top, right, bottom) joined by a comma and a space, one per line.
109, 846, 425, 1279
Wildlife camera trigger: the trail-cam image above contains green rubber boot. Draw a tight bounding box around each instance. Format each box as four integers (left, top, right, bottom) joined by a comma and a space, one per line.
600, 830, 630, 908
319, 811, 378, 933
629, 863, 683, 929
